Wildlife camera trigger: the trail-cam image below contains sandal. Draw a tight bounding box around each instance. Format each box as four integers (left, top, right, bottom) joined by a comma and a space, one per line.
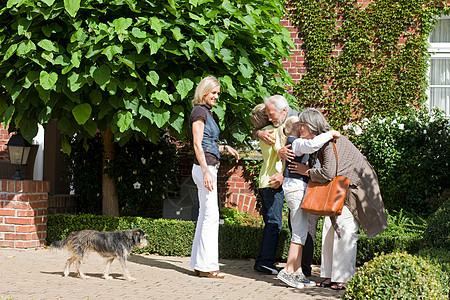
196, 270, 225, 279
330, 283, 347, 290
316, 279, 333, 288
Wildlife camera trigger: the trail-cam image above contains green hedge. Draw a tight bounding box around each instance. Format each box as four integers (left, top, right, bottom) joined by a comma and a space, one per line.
48, 214, 421, 264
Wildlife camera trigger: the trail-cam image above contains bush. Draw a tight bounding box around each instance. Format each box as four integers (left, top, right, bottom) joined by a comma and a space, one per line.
65, 133, 179, 218
349, 107, 450, 217
343, 252, 449, 300
422, 197, 450, 251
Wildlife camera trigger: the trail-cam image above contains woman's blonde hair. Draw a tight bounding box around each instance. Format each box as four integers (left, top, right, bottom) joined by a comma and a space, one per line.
277, 116, 300, 145
251, 103, 270, 130
192, 75, 220, 107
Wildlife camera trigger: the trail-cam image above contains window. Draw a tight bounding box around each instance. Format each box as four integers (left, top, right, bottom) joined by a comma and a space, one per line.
428, 16, 450, 116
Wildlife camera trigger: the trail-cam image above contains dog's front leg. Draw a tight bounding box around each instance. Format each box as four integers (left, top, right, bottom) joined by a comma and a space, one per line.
118, 256, 135, 281
103, 258, 115, 280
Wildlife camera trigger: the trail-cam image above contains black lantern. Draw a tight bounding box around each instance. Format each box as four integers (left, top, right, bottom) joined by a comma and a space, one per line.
6, 130, 31, 180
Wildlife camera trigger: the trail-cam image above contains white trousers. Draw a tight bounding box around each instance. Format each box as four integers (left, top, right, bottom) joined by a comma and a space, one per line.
320, 206, 359, 283
190, 164, 220, 271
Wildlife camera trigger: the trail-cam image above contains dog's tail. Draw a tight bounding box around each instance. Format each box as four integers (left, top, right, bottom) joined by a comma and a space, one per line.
50, 239, 69, 249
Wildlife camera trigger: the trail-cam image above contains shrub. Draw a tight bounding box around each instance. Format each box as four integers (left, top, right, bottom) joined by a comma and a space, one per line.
65, 133, 179, 218
343, 252, 450, 300
349, 107, 450, 217
220, 207, 263, 227
422, 197, 450, 250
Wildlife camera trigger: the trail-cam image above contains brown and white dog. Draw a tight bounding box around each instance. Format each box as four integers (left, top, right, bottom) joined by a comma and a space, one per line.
51, 229, 148, 281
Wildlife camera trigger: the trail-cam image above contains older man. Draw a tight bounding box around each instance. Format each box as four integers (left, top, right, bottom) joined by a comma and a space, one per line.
253, 95, 298, 275
253, 95, 318, 278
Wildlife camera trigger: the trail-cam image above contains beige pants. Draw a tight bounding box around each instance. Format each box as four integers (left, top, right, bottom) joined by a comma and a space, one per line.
320, 206, 359, 283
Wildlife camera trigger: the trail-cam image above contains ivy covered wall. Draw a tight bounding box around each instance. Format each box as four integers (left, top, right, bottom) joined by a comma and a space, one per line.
283, 0, 450, 129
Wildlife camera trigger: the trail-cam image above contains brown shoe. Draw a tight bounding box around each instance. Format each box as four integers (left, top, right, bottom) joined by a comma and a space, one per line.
197, 270, 225, 278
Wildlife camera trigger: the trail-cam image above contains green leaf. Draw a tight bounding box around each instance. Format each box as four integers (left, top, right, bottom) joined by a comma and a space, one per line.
42, 0, 55, 6
214, 31, 228, 50
17, 40, 36, 56
24, 71, 39, 89
67, 72, 85, 92
221, 75, 237, 98
89, 89, 102, 105
148, 36, 166, 55
150, 17, 162, 35
37, 39, 56, 52
60, 136, 71, 155
38, 106, 52, 124
39, 71, 58, 90
152, 90, 171, 105
170, 114, 184, 133
20, 120, 38, 143
153, 108, 170, 128
112, 17, 132, 35
3, 106, 15, 125
83, 119, 97, 137
197, 40, 216, 62
93, 64, 111, 89
3, 44, 17, 61
117, 110, 133, 132
64, 0, 80, 18
102, 45, 123, 61
71, 51, 82, 68
175, 78, 194, 99
18, 18, 32, 36
131, 27, 147, 39
171, 27, 185, 41
146, 71, 159, 86
238, 56, 253, 78
72, 103, 92, 125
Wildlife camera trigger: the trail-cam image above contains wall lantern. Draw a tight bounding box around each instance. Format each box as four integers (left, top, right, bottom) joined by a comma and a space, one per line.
6, 130, 31, 180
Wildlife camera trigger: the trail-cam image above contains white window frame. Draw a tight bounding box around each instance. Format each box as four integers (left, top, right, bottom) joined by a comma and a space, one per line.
427, 15, 450, 117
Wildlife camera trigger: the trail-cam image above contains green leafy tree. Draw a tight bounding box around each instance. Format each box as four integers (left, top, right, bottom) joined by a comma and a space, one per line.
0, 0, 294, 215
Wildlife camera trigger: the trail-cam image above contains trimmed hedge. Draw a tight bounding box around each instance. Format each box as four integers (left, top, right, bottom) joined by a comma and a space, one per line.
343, 252, 449, 300
48, 214, 422, 264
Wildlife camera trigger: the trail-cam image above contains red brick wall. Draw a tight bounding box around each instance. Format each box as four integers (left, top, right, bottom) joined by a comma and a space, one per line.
0, 124, 11, 161
0, 180, 50, 248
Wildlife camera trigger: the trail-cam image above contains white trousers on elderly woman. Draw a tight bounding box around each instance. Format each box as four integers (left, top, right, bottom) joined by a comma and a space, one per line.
190, 164, 220, 272
320, 206, 359, 283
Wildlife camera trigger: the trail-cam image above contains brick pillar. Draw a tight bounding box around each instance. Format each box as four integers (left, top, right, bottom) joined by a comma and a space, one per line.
0, 180, 50, 248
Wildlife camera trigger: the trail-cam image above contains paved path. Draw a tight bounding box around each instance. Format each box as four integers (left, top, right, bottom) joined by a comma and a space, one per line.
0, 248, 344, 300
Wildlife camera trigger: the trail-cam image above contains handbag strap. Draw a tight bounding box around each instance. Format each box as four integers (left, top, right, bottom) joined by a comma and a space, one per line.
331, 141, 339, 177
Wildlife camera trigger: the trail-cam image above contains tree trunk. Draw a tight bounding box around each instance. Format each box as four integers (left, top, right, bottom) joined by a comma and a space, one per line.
100, 127, 119, 216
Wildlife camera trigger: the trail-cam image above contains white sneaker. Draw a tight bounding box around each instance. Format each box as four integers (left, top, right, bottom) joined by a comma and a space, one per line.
277, 269, 304, 289
293, 272, 316, 287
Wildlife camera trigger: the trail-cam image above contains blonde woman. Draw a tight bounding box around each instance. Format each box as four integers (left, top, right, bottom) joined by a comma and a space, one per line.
189, 76, 239, 278
275, 116, 340, 288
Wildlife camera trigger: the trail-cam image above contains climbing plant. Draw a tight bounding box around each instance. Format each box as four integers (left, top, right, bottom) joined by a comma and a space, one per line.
288, 0, 450, 129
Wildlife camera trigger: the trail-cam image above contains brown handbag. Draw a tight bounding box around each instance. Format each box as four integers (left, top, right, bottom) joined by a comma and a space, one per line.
301, 141, 350, 216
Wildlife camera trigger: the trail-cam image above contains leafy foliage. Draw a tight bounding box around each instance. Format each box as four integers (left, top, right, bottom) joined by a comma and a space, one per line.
65, 133, 179, 218
0, 0, 294, 148
348, 107, 450, 217
422, 197, 450, 250
288, 0, 450, 129
343, 252, 449, 300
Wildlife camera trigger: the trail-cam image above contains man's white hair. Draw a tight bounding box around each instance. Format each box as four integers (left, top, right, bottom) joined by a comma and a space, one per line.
264, 95, 289, 113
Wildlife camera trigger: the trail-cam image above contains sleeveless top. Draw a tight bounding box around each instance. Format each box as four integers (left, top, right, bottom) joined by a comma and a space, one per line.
190, 105, 220, 162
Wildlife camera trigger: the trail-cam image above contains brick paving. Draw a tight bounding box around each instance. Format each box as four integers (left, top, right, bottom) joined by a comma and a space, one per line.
0, 248, 345, 300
